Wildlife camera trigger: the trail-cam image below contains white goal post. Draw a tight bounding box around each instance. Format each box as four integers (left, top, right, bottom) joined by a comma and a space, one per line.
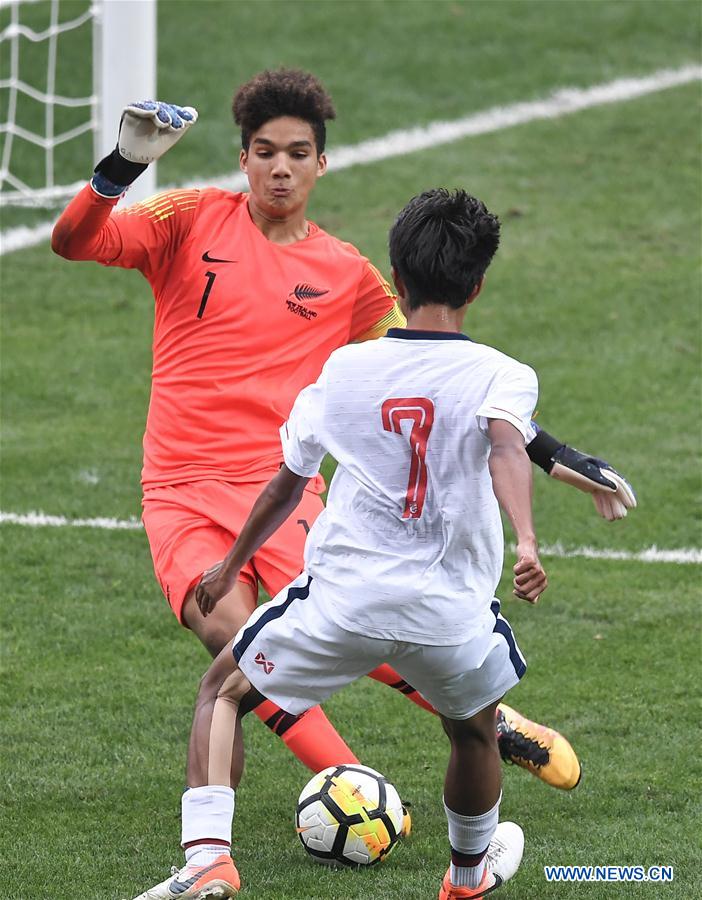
0, 0, 157, 208
94, 0, 156, 203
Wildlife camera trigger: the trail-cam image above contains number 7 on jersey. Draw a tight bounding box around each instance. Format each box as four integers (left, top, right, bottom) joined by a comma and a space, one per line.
381, 397, 435, 519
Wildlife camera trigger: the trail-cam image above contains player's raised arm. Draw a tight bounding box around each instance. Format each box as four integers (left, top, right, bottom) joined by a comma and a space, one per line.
526, 426, 637, 521
51, 100, 198, 265
487, 418, 547, 604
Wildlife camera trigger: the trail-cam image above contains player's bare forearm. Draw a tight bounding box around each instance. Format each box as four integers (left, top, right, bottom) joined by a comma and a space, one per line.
196, 466, 309, 615
224, 465, 309, 571
488, 419, 547, 603
488, 421, 536, 546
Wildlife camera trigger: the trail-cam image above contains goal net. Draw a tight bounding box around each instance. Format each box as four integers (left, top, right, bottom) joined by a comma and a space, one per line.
0, 0, 156, 209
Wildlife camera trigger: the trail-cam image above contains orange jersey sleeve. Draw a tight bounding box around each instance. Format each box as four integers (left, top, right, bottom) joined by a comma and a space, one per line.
349, 261, 406, 342
52, 183, 200, 280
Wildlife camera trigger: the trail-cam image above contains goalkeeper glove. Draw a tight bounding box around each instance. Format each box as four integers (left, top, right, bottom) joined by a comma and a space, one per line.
527, 429, 637, 521
93, 100, 198, 194
550, 445, 637, 520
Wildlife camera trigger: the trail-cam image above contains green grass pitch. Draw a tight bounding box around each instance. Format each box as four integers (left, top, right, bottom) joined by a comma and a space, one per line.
1, 1, 701, 898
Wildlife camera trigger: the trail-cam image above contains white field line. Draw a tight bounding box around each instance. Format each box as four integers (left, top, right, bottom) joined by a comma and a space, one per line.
1, 219, 54, 252
1, 63, 700, 256
510, 542, 701, 566
1, 510, 700, 564
0, 510, 142, 530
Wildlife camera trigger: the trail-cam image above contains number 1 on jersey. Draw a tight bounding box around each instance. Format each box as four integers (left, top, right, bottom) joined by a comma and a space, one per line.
381, 397, 435, 519
197, 271, 216, 319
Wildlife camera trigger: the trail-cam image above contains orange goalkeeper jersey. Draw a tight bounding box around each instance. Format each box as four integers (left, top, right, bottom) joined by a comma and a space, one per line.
53, 185, 403, 488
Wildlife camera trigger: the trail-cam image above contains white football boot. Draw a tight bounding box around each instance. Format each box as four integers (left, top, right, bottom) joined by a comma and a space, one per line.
129, 853, 240, 899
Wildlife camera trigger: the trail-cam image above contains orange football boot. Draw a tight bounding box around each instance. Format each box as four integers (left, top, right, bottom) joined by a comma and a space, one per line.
131, 852, 240, 899
496, 703, 581, 790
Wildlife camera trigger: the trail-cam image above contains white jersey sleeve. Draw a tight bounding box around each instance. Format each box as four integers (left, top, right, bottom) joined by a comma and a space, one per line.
280, 375, 327, 477
476, 362, 538, 442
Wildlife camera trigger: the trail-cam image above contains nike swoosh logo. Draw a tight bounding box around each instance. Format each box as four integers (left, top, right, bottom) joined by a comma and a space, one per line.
481, 874, 503, 895
202, 251, 236, 263
168, 859, 227, 895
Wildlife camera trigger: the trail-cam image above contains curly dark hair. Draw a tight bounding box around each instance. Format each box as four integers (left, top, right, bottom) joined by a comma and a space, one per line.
232, 68, 336, 153
389, 189, 501, 310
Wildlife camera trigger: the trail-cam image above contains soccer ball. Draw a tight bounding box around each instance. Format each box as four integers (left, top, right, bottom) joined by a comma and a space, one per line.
295, 764, 404, 866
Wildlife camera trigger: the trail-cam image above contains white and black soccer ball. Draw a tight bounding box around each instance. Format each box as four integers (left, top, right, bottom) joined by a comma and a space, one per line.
295, 764, 404, 866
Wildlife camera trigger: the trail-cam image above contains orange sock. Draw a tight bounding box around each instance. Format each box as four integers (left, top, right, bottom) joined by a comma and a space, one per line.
368, 663, 438, 714
254, 700, 359, 771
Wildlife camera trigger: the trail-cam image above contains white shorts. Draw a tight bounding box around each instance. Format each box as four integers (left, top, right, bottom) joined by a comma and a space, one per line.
233, 573, 526, 720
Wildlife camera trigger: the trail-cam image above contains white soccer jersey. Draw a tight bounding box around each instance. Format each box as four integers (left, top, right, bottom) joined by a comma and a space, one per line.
280, 328, 538, 645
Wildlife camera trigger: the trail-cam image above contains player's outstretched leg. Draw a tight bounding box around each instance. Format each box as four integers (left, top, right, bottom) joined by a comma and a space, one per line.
368, 663, 438, 712
129, 644, 251, 899
367, 665, 580, 790
184, 581, 361, 773
438, 702, 524, 899
184, 594, 412, 837
253, 698, 361, 769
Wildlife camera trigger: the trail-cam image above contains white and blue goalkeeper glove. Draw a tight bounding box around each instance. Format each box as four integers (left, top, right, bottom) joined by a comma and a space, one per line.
93, 100, 198, 195
527, 428, 637, 521
118, 100, 198, 165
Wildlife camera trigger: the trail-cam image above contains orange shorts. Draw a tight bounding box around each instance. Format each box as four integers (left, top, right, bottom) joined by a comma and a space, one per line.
142, 479, 325, 623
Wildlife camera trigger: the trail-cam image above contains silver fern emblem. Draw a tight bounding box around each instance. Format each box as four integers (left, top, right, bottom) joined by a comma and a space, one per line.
290, 283, 329, 302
